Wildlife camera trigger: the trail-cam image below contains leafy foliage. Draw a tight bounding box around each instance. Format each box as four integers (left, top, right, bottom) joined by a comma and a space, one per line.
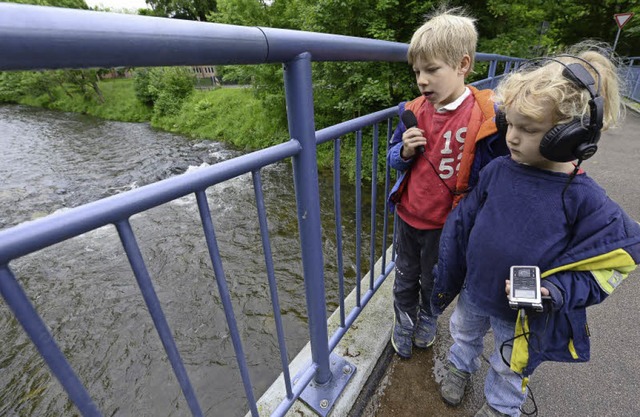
142, 0, 216, 20
152, 88, 288, 148
0, 72, 23, 103
133, 69, 155, 106
132, 67, 196, 119
484, 0, 640, 57
207, 0, 640, 123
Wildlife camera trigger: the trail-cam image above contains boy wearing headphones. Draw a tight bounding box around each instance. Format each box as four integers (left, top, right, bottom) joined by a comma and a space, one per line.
387, 7, 508, 360
431, 44, 640, 417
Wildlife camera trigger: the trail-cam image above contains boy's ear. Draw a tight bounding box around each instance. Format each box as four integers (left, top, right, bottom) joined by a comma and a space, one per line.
458, 54, 471, 75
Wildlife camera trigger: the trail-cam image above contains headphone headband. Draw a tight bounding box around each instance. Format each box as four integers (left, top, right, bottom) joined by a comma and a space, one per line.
497, 54, 605, 162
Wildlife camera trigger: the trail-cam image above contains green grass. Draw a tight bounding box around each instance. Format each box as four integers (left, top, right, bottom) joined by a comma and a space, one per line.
8, 78, 290, 150
152, 88, 289, 149
88, 79, 153, 122
15, 78, 152, 122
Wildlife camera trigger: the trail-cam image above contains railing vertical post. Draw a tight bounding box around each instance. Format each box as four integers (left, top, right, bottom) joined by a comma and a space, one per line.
283, 52, 355, 416
488, 59, 498, 89
283, 51, 332, 385
0, 266, 102, 417
631, 63, 640, 103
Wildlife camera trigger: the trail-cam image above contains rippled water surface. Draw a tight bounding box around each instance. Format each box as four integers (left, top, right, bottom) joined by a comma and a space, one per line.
0, 105, 385, 416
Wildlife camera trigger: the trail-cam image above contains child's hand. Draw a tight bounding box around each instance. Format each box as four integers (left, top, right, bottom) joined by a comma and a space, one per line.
400, 127, 426, 158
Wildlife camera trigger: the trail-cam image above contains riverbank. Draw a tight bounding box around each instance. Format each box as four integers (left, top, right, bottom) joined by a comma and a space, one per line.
3, 78, 289, 149
1, 77, 382, 182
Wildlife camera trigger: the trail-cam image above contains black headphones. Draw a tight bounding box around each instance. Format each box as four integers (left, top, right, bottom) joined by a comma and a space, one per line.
496, 57, 605, 162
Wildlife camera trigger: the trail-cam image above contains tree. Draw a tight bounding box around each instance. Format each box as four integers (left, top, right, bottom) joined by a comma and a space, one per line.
212, 0, 437, 128
483, 0, 640, 57
207, 0, 269, 25
298, 0, 436, 126
132, 67, 196, 118
64, 70, 105, 103
143, 0, 216, 21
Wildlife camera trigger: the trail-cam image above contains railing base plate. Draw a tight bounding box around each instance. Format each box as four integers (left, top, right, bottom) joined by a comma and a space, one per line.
298, 353, 356, 416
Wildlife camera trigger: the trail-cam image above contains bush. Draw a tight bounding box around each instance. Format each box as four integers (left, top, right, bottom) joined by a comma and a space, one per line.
132, 67, 196, 117
0, 72, 24, 103
133, 69, 154, 105
152, 87, 288, 148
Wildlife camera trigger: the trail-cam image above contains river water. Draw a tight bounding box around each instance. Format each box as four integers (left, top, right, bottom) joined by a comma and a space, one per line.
0, 105, 385, 416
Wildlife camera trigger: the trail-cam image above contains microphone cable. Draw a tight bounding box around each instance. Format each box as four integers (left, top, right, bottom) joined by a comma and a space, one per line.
496, 308, 552, 417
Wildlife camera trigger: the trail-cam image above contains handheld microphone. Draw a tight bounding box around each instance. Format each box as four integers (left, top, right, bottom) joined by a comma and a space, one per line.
400, 110, 424, 153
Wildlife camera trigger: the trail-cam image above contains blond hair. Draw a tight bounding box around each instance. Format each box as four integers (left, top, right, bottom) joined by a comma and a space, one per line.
494, 42, 623, 131
407, 6, 477, 74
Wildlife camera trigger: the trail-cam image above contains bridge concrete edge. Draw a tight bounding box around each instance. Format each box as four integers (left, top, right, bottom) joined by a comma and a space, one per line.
624, 99, 640, 115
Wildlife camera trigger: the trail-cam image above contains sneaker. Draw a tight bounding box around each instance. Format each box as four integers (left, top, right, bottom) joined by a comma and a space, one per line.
474, 402, 510, 417
440, 362, 471, 406
414, 310, 436, 348
391, 310, 414, 359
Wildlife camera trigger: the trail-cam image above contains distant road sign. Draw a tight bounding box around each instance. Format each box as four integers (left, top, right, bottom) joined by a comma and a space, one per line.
614, 13, 634, 29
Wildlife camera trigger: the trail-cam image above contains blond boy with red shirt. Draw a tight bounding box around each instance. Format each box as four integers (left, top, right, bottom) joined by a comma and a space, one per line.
387, 8, 508, 359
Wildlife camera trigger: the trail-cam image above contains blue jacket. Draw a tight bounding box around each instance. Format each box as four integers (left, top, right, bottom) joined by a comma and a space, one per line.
431, 156, 640, 378
387, 86, 509, 211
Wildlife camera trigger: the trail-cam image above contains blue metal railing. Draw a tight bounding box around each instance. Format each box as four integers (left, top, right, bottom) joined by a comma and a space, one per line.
622, 56, 640, 103
0, 4, 528, 417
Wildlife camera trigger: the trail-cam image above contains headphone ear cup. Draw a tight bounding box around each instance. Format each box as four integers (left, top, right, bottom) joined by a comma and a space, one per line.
575, 128, 601, 160
539, 120, 595, 162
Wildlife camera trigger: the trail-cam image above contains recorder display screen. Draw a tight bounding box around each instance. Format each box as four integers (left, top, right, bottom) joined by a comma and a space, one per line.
513, 267, 537, 299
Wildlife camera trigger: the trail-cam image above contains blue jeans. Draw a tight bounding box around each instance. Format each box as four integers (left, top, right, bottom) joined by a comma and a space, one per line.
448, 290, 527, 417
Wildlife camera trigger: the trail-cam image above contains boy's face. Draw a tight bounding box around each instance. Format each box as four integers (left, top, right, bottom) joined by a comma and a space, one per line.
504, 105, 567, 171
412, 55, 469, 109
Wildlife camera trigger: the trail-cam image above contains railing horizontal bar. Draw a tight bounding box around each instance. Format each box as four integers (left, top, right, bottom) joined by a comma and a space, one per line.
477, 53, 524, 61
0, 4, 406, 70
0, 4, 266, 70
0, 4, 523, 71
259, 27, 407, 63
316, 107, 397, 145
0, 140, 300, 264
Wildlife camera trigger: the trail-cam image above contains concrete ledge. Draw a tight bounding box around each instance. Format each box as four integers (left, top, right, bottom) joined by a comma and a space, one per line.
248, 246, 395, 416
624, 98, 640, 115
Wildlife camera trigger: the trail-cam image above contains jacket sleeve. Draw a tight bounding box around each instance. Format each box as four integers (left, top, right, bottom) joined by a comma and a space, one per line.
431, 180, 487, 315
514, 177, 640, 377
544, 270, 613, 311
543, 196, 640, 311
387, 102, 413, 172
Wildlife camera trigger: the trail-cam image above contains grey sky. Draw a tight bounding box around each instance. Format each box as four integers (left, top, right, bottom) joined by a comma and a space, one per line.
85, 0, 149, 11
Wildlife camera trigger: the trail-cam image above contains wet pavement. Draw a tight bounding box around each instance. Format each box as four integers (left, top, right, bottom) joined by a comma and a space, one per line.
361, 106, 640, 417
